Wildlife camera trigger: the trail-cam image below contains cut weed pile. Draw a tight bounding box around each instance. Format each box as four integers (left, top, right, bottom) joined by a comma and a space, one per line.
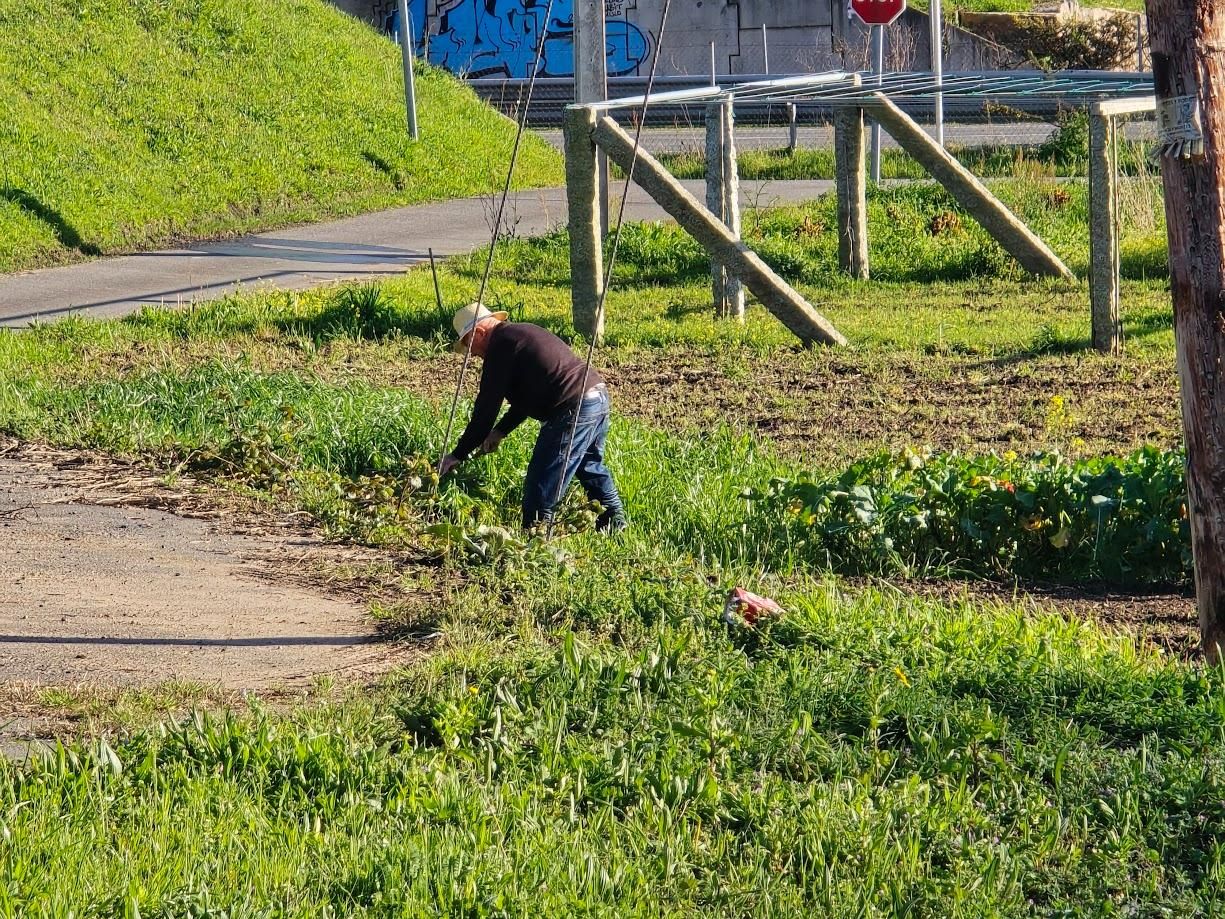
1, 185, 1214, 912
0, 0, 561, 273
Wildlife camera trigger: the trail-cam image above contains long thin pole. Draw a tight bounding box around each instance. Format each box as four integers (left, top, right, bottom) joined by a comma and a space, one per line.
710, 40, 717, 86
762, 23, 769, 75
930, 0, 945, 146
428, 246, 444, 314
870, 25, 884, 183
438, 0, 556, 477
548, 0, 677, 539
398, 0, 419, 140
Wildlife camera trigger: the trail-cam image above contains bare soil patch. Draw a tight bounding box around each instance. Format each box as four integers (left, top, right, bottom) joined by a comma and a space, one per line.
0, 443, 406, 693
367, 346, 1180, 469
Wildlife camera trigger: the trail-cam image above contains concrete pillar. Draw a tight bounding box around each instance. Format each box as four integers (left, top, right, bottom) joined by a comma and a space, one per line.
593, 113, 846, 347
574, 0, 610, 235
565, 106, 605, 341
864, 93, 1074, 280
706, 99, 745, 321
834, 103, 869, 280
1089, 106, 1123, 354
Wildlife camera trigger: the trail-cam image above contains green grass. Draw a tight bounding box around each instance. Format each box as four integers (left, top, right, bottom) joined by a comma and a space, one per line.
0, 296, 1218, 912
0, 0, 562, 273
0, 184, 1201, 912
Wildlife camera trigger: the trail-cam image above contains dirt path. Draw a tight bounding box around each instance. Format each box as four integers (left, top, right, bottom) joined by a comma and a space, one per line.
0, 452, 394, 691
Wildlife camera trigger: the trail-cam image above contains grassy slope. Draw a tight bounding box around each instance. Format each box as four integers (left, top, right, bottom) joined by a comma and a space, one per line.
0, 0, 562, 273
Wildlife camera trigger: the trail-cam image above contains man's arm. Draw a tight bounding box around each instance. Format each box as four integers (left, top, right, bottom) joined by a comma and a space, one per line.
495, 405, 529, 437
452, 348, 511, 461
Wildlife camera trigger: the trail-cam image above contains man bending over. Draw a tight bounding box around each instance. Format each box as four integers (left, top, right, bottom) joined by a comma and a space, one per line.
438, 303, 627, 533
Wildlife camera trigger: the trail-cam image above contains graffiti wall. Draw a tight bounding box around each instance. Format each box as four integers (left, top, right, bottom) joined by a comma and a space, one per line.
381, 0, 652, 79
359, 1, 915, 80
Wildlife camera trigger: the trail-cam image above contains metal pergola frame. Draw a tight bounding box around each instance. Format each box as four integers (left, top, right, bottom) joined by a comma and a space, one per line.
593, 69, 1156, 112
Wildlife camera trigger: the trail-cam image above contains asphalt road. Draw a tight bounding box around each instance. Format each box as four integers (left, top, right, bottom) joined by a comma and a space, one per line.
0, 180, 835, 327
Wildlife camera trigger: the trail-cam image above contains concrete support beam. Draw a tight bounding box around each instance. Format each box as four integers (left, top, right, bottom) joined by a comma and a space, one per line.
706, 99, 745, 321
863, 93, 1075, 281
574, 0, 610, 234
1089, 106, 1123, 354
592, 113, 846, 347
834, 104, 869, 280
564, 106, 605, 341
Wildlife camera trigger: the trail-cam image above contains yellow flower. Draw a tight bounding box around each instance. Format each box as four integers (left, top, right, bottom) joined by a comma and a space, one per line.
893, 666, 911, 687
1003, 450, 1018, 462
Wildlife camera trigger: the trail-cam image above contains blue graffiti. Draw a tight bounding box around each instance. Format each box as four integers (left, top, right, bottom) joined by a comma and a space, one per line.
386, 1, 651, 80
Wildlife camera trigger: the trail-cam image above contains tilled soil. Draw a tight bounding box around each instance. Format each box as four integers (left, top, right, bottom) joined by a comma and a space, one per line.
368, 346, 1181, 468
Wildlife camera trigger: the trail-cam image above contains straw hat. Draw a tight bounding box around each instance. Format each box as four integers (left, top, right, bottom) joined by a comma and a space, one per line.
452, 302, 508, 353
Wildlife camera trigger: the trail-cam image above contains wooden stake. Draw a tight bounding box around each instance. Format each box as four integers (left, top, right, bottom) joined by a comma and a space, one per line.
834, 102, 869, 281
1145, 0, 1225, 661
864, 93, 1075, 280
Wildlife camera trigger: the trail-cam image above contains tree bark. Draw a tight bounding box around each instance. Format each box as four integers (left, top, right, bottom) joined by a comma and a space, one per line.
1145, 0, 1225, 661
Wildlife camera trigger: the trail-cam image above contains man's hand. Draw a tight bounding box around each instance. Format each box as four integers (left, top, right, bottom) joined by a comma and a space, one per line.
438, 453, 461, 478
480, 430, 506, 455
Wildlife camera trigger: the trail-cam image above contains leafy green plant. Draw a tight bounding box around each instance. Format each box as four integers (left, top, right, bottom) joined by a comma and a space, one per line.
750, 446, 1190, 584
1037, 110, 1091, 173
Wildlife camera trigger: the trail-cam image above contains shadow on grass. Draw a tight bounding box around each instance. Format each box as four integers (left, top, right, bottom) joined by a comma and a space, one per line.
361, 151, 405, 190
1, 187, 100, 256
1123, 308, 1174, 341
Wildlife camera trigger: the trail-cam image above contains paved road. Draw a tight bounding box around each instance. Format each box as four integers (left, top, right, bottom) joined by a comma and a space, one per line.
0, 180, 834, 327
536, 122, 1157, 155
537, 122, 1060, 154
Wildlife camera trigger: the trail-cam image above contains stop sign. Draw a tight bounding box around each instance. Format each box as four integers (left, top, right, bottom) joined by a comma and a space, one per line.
849, 0, 907, 26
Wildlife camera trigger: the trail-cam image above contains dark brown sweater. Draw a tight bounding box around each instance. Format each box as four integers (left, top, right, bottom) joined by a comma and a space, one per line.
453, 323, 604, 460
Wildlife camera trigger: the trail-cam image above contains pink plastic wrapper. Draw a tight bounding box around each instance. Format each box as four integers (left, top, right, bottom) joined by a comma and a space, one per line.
722, 587, 785, 627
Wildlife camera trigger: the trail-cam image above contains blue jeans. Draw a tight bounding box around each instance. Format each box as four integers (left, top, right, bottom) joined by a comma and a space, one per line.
522, 386, 624, 530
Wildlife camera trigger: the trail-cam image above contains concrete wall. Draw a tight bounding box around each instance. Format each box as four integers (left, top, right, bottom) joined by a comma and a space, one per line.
334, 0, 1022, 79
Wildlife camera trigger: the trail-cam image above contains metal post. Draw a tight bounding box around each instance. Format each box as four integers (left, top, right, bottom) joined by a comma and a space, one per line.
1136, 14, 1145, 70
762, 23, 770, 74
870, 25, 884, 183
930, 0, 945, 146
398, 0, 419, 140
787, 103, 799, 153
574, 0, 610, 235
710, 41, 717, 86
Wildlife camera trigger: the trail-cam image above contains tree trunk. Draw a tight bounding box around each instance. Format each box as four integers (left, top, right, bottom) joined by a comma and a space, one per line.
1145, 0, 1225, 661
